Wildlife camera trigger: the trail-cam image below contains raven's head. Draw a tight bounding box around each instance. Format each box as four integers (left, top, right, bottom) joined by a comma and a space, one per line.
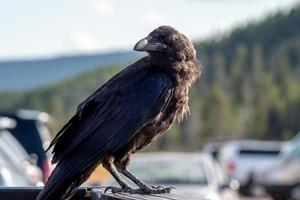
134, 25, 197, 62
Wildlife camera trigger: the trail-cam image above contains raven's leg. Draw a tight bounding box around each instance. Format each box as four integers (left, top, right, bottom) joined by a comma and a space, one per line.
102, 158, 133, 193
114, 158, 173, 194
121, 169, 173, 194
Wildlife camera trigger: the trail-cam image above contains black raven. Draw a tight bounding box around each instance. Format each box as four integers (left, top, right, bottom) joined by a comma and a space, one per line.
36, 25, 201, 200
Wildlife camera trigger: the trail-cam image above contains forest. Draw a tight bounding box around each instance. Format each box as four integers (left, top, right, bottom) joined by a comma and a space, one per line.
1, 4, 300, 151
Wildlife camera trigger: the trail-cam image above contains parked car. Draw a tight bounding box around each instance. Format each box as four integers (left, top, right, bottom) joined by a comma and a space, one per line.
0, 117, 43, 186
218, 140, 282, 196
257, 141, 300, 200
0, 109, 53, 182
0, 116, 29, 186
104, 152, 239, 200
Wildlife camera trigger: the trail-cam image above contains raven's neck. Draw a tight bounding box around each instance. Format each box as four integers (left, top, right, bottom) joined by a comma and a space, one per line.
149, 52, 164, 66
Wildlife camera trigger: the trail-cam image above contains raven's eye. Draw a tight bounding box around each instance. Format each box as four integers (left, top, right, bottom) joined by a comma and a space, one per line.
165, 35, 176, 45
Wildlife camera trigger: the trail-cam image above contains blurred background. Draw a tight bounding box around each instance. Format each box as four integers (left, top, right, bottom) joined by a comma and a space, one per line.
0, 0, 300, 200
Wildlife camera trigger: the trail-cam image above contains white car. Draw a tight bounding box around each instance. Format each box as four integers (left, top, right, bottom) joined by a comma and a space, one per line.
104, 152, 239, 200
0, 117, 43, 186
218, 140, 282, 195
258, 141, 300, 200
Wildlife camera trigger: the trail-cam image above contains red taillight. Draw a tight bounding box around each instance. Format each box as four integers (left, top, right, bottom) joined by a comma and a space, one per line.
43, 159, 53, 183
227, 160, 236, 173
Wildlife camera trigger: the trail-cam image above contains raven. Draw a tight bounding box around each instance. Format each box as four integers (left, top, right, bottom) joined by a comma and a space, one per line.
36, 25, 201, 200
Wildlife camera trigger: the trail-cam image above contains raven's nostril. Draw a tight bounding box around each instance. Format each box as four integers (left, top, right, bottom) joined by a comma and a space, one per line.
134, 38, 149, 51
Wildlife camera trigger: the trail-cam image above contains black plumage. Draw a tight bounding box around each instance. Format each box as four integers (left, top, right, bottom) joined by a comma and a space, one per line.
37, 25, 201, 200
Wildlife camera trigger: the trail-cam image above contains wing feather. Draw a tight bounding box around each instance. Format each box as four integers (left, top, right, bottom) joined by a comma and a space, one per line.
50, 71, 173, 164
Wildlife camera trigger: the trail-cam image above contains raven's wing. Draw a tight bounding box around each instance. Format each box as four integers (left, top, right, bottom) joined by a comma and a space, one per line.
46, 57, 150, 154
50, 71, 173, 164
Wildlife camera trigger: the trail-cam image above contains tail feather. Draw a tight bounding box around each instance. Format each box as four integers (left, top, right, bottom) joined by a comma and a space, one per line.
36, 158, 100, 200
46, 115, 78, 153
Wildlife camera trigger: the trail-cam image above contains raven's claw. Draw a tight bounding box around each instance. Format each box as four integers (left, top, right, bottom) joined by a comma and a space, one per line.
151, 185, 176, 190
129, 185, 174, 194
104, 185, 174, 194
104, 186, 133, 193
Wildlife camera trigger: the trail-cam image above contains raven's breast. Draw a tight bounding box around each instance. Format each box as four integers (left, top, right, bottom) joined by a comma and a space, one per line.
131, 86, 188, 153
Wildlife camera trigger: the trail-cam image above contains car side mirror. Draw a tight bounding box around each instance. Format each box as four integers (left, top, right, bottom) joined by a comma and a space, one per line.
218, 182, 230, 190
29, 153, 38, 165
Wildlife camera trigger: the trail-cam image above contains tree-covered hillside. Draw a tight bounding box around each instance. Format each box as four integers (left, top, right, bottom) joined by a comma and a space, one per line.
0, 51, 139, 91
1, 4, 300, 151
193, 4, 300, 144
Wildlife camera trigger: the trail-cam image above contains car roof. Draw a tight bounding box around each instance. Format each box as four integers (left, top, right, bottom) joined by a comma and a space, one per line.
223, 140, 282, 149
0, 109, 53, 123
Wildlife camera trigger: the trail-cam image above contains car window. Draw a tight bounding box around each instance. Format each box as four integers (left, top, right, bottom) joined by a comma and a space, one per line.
129, 160, 208, 185
238, 149, 280, 156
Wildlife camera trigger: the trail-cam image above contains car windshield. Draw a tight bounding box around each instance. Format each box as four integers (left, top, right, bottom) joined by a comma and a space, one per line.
129, 159, 208, 185
286, 144, 300, 160
0, 130, 30, 164
281, 142, 300, 160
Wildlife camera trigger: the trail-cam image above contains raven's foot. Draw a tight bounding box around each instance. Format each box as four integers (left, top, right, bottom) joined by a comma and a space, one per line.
104, 186, 133, 194
129, 185, 175, 194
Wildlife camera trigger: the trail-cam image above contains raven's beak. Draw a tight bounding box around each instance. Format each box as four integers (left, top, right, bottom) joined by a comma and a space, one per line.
134, 36, 167, 52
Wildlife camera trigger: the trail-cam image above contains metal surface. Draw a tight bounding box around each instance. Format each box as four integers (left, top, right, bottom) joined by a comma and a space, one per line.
0, 187, 88, 200
0, 187, 205, 200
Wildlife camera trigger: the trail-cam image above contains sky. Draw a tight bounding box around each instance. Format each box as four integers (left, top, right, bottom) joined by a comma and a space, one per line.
0, 0, 299, 60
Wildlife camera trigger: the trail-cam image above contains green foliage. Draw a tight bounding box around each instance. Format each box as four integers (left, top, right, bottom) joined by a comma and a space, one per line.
193, 4, 300, 143
1, 5, 300, 150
